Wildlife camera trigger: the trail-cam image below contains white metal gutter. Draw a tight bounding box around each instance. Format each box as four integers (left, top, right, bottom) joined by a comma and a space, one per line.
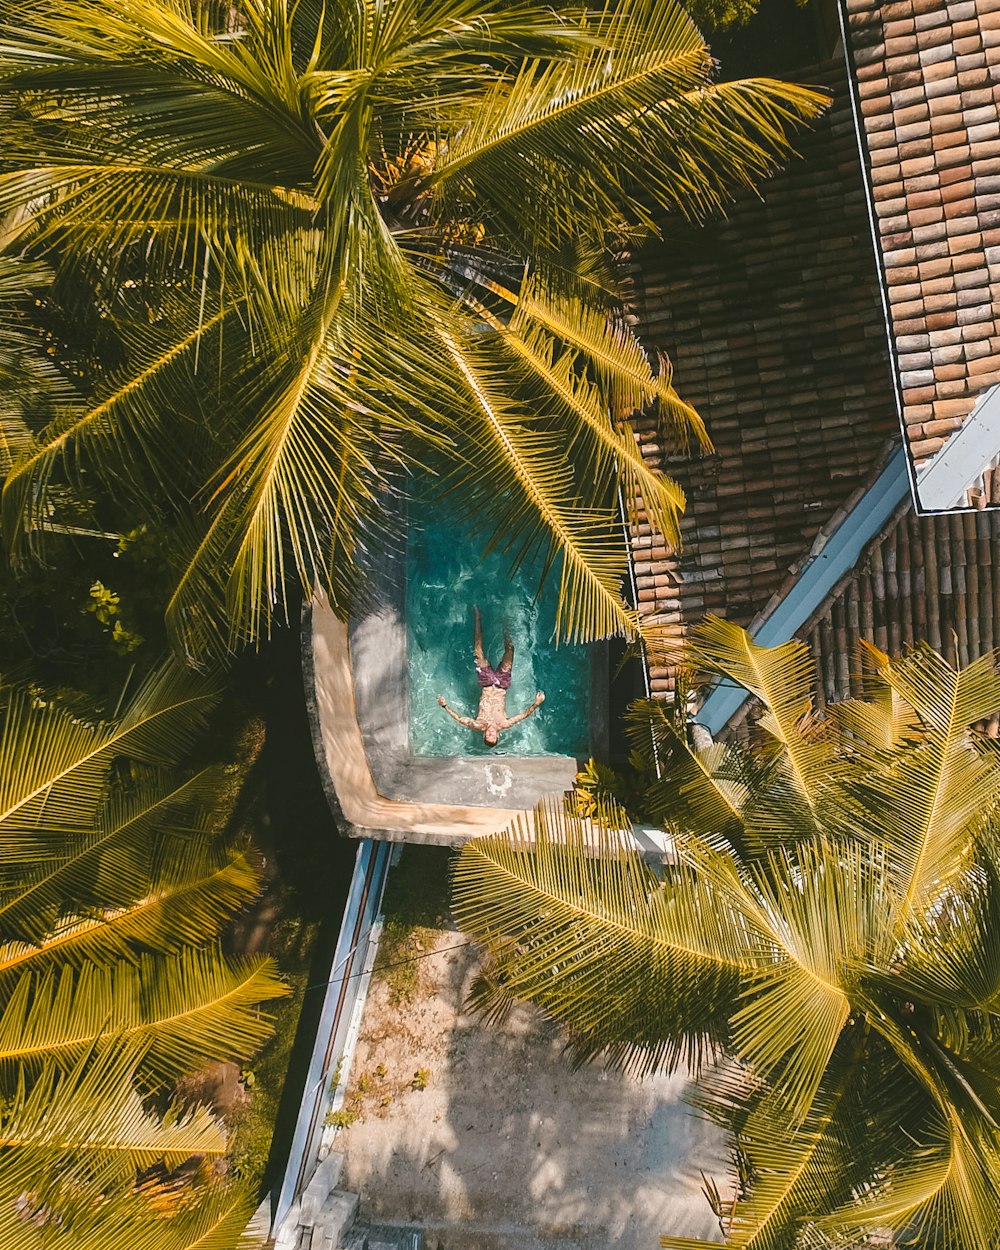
915, 385, 1000, 511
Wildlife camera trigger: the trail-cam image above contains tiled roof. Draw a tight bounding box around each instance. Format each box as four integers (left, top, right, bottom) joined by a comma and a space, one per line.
843, 0, 1000, 496
726, 504, 1000, 740
630, 59, 898, 696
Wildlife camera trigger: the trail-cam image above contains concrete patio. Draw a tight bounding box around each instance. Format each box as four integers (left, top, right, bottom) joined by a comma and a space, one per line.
331, 928, 730, 1250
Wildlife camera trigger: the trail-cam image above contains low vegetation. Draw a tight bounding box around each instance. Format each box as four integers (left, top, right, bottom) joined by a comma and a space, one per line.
374, 847, 452, 1007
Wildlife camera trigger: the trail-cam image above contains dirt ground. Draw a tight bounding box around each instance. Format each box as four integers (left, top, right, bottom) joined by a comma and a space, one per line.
336, 928, 731, 1250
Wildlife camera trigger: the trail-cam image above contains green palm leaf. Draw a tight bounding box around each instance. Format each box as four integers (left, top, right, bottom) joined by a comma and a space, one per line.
0, 1044, 226, 1174
428, 0, 827, 244
0, 950, 286, 1078
663, 1076, 852, 1250
0, 851, 260, 981
0, 767, 222, 945
853, 646, 1000, 932
0, 669, 277, 1245
0, 1175, 258, 1250
688, 617, 835, 811
0, 0, 825, 655
454, 801, 754, 1074
506, 280, 709, 446
0, 663, 218, 841
480, 303, 687, 545
435, 324, 640, 643
456, 629, 1000, 1247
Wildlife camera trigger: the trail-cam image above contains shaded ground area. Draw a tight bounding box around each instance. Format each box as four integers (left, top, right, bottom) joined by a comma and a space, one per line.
335, 849, 730, 1250
224, 620, 358, 1190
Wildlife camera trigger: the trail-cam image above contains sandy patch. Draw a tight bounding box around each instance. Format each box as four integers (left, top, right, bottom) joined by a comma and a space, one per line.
336, 929, 730, 1249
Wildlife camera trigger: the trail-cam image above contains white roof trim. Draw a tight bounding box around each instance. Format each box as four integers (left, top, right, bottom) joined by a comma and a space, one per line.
916, 385, 1000, 512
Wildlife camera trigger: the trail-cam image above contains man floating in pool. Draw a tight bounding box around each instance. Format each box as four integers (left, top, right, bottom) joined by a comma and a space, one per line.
437, 606, 545, 748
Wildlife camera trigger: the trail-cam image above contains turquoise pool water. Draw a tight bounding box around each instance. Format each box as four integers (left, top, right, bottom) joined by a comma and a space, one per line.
407, 515, 590, 757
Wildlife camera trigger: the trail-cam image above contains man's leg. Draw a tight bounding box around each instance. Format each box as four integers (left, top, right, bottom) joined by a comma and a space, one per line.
499, 626, 514, 674
473, 605, 487, 667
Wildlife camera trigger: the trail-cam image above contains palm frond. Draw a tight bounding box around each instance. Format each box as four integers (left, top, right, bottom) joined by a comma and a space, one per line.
454, 800, 755, 1075
507, 281, 709, 449
435, 323, 639, 643
664, 1075, 852, 1250
627, 697, 753, 848
688, 618, 834, 810
429, 0, 827, 246
848, 647, 1000, 932
0, 767, 222, 945
0, 1044, 226, 1176
2, 302, 236, 554
467, 295, 687, 541
823, 1105, 1000, 1250
0, 949, 286, 1078
826, 645, 924, 759
0, 662, 218, 840
0, 1172, 258, 1250
0, 851, 260, 981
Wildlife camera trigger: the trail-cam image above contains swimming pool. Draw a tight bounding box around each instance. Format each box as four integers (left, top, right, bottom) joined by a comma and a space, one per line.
406, 514, 591, 758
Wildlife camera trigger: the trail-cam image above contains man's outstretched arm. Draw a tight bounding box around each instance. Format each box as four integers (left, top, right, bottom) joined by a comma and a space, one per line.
502, 691, 545, 729
437, 695, 481, 731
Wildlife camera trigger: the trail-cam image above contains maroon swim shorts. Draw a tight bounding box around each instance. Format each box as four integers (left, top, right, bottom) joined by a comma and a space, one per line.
476, 664, 512, 690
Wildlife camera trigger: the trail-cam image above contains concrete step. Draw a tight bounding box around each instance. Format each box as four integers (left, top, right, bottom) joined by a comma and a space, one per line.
300, 1152, 347, 1227
342, 1222, 425, 1250
394, 1220, 604, 1250
342, 1238, 404, 1250
308, 1189, 359, 1250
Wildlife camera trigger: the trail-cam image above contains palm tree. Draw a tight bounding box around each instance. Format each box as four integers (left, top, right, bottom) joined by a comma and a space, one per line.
0, 663, 285, 1245
454, 617, 1000, 1250
0, 0, 826, 658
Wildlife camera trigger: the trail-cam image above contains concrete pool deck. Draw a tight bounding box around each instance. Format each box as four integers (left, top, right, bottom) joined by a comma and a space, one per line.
306, 588, 606, 846
332, 928, 731, 1249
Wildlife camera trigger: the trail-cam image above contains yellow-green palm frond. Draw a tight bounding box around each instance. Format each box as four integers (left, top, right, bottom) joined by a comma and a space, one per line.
473, 298, 688, 546
507, 281, 709, 450
435, 323, 640, 643
823, 1104, 1000, 1250
0, 1167, 258, 1250
722, 840, 885, 1123
880, 645, 1000, 739
453, 800, 756, 1075
882, 862, 1000, 1017
0, 662, 218, 840
0, 851, 261, 983
688, 617, 835, 811
0, 1044, 226, 1180
0, 767, 222, 946
626, 697, 756, 850
0, 255, 67, 477
664, 1072, 854, 1250
2, 302, 238, 559
0, 1043, 244, 1247
844, 647, 1000, 933
0, 949, 286, 1079
162, 237, 461, 655
428, 0, 827, 248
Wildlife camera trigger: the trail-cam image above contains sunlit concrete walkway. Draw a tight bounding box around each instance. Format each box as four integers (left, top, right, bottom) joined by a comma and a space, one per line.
334, 932, 729, 1250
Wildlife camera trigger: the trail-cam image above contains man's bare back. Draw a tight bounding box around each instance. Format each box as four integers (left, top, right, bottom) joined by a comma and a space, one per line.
437, 606, 544, 747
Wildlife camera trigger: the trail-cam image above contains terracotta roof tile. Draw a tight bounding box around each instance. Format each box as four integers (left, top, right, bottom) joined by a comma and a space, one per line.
628, 62, 897, 695
845, 0, 1000, 499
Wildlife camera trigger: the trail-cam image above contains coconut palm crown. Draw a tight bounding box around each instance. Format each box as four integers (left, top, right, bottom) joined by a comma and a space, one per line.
454, 618, 1000, 1250
0, 0, 826, 657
